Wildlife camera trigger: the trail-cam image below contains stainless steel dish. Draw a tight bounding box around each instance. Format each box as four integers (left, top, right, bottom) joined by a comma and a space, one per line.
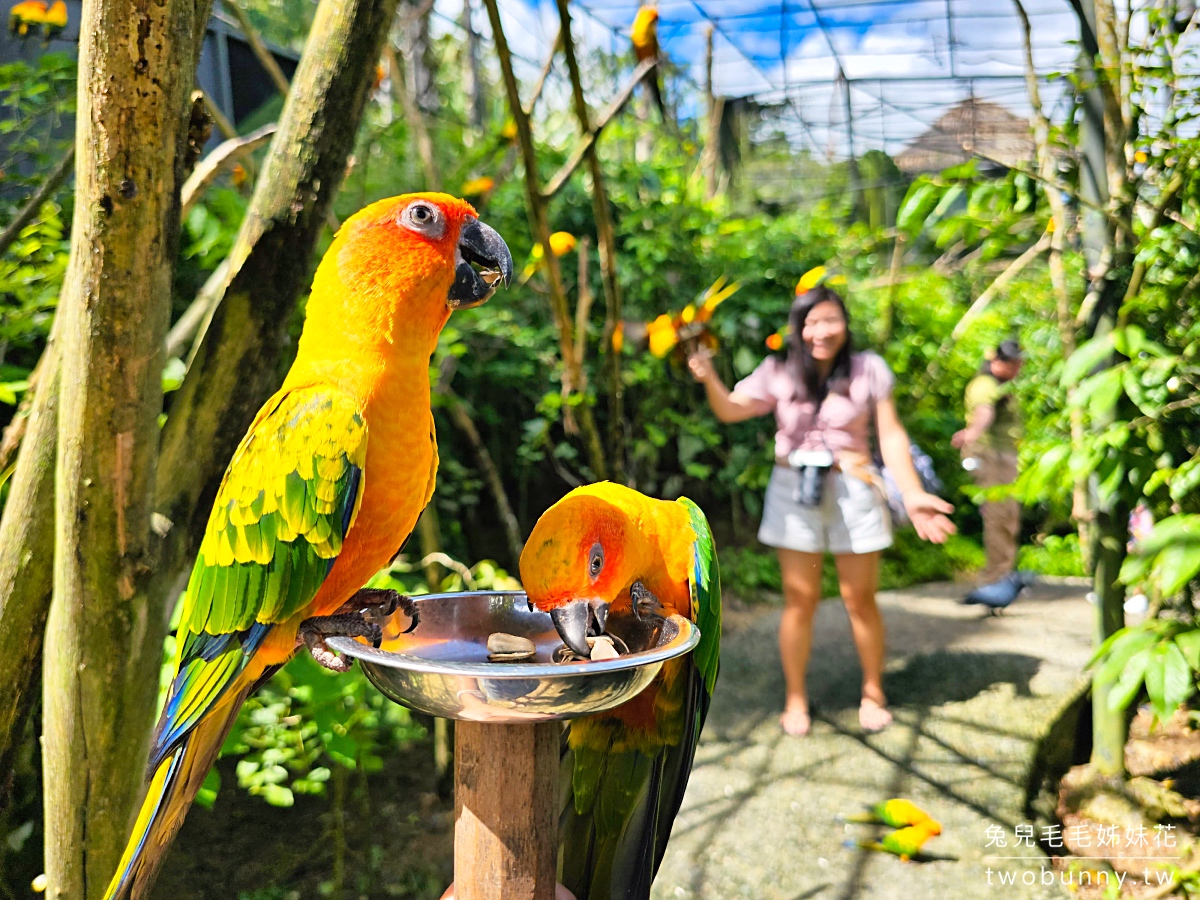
326, 590, 699, 723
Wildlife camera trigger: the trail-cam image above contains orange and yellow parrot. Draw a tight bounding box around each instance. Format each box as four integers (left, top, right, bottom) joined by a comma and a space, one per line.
838, 798, 937, 829
40, 0, 62, 38
631, 4, 667, 121
519, 483, 721, 900
845, 818, 942, 862
102, 194, 512, 900
8, 0, 45, 37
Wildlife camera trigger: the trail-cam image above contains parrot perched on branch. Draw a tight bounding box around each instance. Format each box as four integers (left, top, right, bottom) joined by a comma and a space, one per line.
519, 483, 722, 900
838, 798, 937, 829
631, 4, 667, 121
102, 194, 512, 900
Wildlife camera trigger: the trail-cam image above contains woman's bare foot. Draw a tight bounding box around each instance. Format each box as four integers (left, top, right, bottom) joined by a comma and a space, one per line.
859, 697, 892, 733
780, 699, 811, 736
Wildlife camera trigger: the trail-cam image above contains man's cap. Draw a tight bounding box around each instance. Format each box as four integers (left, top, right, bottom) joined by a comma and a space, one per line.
995, 339, 1024, 361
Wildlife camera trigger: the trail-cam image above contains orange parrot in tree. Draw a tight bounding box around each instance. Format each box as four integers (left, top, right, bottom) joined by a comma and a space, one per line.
8, 0, 46, 38
101, 194, 512, 900
631, 4, 667, 121
520, 483, 721, 899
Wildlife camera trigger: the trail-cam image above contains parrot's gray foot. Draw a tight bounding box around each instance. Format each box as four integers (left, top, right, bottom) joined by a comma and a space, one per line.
299, 613, 383, 673
630, 580, 666, 622
334, 588, 419, 633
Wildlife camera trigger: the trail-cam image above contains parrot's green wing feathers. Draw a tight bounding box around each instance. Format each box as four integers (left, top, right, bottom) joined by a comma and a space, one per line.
150, 387, 367, 770
679, 496, 720, 697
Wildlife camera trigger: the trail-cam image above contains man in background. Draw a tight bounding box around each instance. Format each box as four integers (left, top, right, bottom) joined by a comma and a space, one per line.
952, 340, 1024, 588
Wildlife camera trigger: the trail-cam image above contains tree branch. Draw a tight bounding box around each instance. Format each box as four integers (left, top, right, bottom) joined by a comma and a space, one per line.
180, 123, 276, 218
221, 0, 291, 98
541, 56, 657, 200
0, 146, 74, 260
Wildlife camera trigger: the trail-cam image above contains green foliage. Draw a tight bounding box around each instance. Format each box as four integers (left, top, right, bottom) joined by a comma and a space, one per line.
1090, 617, 1200, 725
1017, 534, 1086, 577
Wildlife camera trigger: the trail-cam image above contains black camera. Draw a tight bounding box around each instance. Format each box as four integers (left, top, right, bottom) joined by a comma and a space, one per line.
787, 449, 834, 507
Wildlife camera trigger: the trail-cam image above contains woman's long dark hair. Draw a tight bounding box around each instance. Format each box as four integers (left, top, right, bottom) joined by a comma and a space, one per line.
787, 284, 853, 403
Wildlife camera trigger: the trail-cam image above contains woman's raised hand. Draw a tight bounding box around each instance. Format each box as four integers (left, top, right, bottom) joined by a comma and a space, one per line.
903, 491, 957, 544
687, 348, 715, 382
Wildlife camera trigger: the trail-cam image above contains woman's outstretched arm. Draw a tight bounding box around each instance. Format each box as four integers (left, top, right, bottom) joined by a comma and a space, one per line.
875, 396, 957, 544
687, 349, 774, 423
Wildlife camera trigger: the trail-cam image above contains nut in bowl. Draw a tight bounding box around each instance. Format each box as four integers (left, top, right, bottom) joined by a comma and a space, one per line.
325, 590, 699, 724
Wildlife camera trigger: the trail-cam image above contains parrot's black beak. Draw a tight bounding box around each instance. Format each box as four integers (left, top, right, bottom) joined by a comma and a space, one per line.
551, 598, 610, 658
449, 218, 513, 310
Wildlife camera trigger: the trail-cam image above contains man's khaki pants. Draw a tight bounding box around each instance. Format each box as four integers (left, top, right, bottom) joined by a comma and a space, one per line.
973, 449, 1019, 584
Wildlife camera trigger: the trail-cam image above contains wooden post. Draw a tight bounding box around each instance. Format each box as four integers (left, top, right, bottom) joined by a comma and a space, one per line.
454, 722, 558, 900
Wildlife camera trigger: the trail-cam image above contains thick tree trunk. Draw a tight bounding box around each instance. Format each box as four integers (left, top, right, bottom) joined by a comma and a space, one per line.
152, 0, 401, 629
0, 0, 401, 802
0, 336, 59, 793
41, 2, 213, 897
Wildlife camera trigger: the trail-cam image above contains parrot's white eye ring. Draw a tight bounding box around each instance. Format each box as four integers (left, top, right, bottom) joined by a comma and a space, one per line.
588, 542, 604, 580
400, 201, 445, 239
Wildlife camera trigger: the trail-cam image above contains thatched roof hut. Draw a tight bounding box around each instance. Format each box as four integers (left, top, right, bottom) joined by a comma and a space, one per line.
895, 98, 1035, 175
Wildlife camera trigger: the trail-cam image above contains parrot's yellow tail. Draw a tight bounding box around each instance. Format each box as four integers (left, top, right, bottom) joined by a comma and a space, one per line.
101, 702, 237, 900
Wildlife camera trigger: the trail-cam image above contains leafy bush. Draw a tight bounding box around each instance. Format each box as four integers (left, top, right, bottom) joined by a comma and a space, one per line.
1017, 533, 1086, 577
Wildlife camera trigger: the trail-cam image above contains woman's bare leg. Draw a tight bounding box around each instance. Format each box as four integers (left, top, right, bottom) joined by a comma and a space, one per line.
833, 551, 891, 732
777, 548, 824, 735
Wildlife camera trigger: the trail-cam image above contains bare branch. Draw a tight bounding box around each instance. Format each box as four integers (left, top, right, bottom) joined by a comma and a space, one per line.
0, 147, 74, 260
221, 0, 291, 98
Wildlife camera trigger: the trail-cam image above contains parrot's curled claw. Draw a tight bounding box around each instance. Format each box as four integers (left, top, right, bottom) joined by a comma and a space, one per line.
299, 612, 385, 672
334, 587, 420, 634
630, 580, 666, 623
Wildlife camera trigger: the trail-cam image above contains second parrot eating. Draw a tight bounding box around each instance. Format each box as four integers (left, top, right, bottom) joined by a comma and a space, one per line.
101, 193, 512, 900
520, 482, 722, 900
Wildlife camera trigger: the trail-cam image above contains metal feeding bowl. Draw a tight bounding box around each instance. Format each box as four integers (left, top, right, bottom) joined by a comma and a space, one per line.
326, 590, 699, 724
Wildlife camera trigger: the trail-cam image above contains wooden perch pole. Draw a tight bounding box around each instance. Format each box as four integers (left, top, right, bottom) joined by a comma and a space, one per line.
541, 56, 655, 200
481, 0, 606, 479
385, 42, 440, 190
180, 123, 276, 217
555, 0, 626, 483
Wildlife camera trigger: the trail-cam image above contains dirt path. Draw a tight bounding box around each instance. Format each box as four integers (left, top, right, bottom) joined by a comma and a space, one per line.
652, 580, 1095, 900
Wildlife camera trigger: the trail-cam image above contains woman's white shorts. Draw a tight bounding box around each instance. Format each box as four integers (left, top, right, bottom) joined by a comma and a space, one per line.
758, 464, 893, 555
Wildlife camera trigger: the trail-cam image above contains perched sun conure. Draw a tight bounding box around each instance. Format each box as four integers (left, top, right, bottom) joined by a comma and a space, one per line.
838, 798, 937, 829
845, 819, 943, 862
8, 0, 46, 37
519, 483, 721, 900
101, 194, 512, 900
518, 230, 577, 285
631, 4, 666, 121
41, 0, 63, 40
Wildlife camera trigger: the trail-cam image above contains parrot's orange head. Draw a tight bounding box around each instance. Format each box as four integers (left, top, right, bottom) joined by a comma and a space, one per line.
307, 193, 512, 356
520, 483, 655, 656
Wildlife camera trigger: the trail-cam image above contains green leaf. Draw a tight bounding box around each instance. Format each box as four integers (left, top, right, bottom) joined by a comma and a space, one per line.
1175, 630, 1200, 672
1062, 334, 1115, 387
193, 767, 221, 810
1108, 646, 1151, 714
1154, 542, 1200, 596
260, 783, 294, 807
896, 181, 939, 234
1144, 645, 1167, 719
1163, 641, 1194, 717
1170, 455, 1200, 503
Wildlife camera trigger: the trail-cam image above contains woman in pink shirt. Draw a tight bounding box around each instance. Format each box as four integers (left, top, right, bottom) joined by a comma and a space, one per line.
689, 284, 955, 735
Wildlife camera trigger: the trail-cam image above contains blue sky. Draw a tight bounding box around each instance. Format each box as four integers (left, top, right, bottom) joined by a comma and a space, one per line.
434, 0, 1083, 158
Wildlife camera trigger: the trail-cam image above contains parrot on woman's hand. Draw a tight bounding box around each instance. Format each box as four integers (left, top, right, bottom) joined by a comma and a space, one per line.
102, 194, 512, 900
519, 483, 721, 900
845, 819, 943, 862
838, 798, 937, 829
